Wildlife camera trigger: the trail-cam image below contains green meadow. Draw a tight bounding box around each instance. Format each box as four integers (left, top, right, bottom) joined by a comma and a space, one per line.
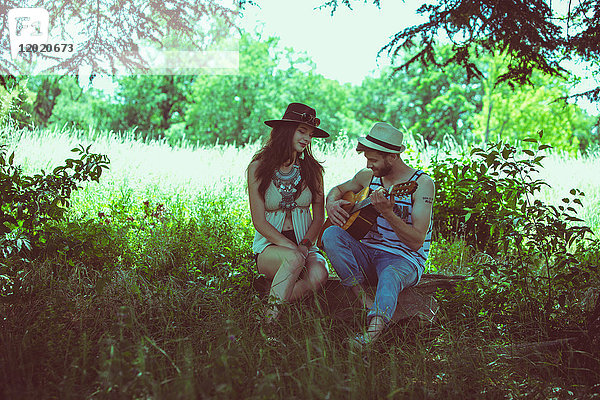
7, 127, 600, 233
1, 126, 599, 399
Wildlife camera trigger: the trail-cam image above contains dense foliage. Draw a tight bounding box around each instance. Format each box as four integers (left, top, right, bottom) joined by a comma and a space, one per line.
0, 0, 238, 77
0, 143, 109, 260
321, 0, 600, 102
428, 134, 597, 324
2, 32, 597, 152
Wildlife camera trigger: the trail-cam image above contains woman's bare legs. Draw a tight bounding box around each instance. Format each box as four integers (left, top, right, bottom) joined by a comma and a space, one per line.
288, 251, 328, 301
257, 246, 328, 318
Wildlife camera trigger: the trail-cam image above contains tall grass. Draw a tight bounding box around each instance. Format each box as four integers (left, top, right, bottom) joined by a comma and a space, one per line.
1, 126, 599, 399
4, 126, 599, 233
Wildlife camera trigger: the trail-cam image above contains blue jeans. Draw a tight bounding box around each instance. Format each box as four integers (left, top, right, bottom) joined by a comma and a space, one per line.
321, 226, 418, 323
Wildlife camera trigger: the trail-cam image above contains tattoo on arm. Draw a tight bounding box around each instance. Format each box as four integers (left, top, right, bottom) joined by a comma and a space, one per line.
423, 196, 434, 205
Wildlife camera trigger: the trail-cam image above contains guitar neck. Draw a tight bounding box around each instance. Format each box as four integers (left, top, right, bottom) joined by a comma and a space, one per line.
350, 182, 415, 213
351, 198, 373, 213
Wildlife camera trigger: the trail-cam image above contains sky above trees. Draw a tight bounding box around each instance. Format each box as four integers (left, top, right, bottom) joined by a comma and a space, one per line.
238, 0, 425, 85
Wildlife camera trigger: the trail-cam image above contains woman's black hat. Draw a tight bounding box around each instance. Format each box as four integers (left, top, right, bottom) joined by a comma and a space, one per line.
264, 102, 329, 138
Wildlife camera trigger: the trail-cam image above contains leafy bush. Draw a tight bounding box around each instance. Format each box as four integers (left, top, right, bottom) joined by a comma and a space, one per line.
0, 143, 110, 259
428, 133, 596, 322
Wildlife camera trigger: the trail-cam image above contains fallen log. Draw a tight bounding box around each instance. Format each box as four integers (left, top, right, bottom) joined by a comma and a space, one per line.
496, 336, 582, 358
253, 273, 466, 323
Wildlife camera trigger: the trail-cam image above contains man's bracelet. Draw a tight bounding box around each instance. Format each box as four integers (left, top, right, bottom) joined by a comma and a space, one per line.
299, 238, 312, 248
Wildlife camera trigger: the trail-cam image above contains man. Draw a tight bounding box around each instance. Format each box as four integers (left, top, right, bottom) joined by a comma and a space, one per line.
321, 122, 434, 345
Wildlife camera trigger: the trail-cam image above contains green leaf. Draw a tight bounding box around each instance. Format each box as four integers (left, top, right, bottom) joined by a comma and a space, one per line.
483, 269, 492, 281
565, 216, 585, 222
557, 294, 566, 307
462, 165, 470, 177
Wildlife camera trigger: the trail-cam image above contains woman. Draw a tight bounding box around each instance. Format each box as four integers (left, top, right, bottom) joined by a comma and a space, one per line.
247, 102, 329, 320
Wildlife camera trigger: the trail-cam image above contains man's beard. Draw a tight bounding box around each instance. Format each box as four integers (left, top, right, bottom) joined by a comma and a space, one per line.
372, 162, 392, 177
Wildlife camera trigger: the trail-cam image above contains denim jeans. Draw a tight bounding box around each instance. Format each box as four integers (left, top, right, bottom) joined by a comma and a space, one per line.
321, 226, 418, 323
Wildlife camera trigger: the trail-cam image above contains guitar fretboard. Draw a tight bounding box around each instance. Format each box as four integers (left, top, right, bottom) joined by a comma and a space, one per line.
350, 183, 414, 214
351, 198, 372, 214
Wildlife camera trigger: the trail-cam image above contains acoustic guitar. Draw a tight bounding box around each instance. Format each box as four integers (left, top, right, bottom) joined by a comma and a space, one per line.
317, 180, 418, 249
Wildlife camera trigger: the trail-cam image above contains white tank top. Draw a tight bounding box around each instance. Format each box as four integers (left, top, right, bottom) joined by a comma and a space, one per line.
361, 171, 433, 281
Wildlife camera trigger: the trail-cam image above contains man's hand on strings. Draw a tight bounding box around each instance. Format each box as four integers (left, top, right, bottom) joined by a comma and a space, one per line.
370, 188, 395, 216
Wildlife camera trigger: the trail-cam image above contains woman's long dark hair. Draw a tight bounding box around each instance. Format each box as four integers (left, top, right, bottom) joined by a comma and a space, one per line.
250, 122, 324, 200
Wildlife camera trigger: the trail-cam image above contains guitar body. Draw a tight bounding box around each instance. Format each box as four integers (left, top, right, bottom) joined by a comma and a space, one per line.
318, 187, 369, 248
317, 180, 418, 249
343, 203, 380, 243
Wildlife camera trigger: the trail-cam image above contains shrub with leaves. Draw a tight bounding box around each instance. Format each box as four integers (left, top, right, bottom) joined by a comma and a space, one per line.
429, 133, 596, 322
0, 143, 110, 259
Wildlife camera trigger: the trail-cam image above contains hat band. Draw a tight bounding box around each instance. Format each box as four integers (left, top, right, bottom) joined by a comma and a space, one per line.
365, 135, 403, 151
289, 111, 320, 127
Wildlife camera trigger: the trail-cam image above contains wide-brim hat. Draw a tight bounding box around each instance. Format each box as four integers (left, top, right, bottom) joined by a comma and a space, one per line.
264, 102, 330, 138
357, 122, 405, 153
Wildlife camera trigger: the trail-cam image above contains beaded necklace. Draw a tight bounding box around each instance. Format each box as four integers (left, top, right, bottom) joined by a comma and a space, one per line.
272, 162, 301, 211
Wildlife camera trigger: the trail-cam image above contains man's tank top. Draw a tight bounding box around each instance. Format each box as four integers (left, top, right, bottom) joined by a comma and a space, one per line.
361, 170, 433, 279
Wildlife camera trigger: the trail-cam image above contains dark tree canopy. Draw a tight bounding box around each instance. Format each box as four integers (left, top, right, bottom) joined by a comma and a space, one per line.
0, 0, 239, 77
318, 0, 600, 102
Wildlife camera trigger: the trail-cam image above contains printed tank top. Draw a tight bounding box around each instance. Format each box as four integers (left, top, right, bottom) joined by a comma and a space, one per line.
361, 170, 433, 278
